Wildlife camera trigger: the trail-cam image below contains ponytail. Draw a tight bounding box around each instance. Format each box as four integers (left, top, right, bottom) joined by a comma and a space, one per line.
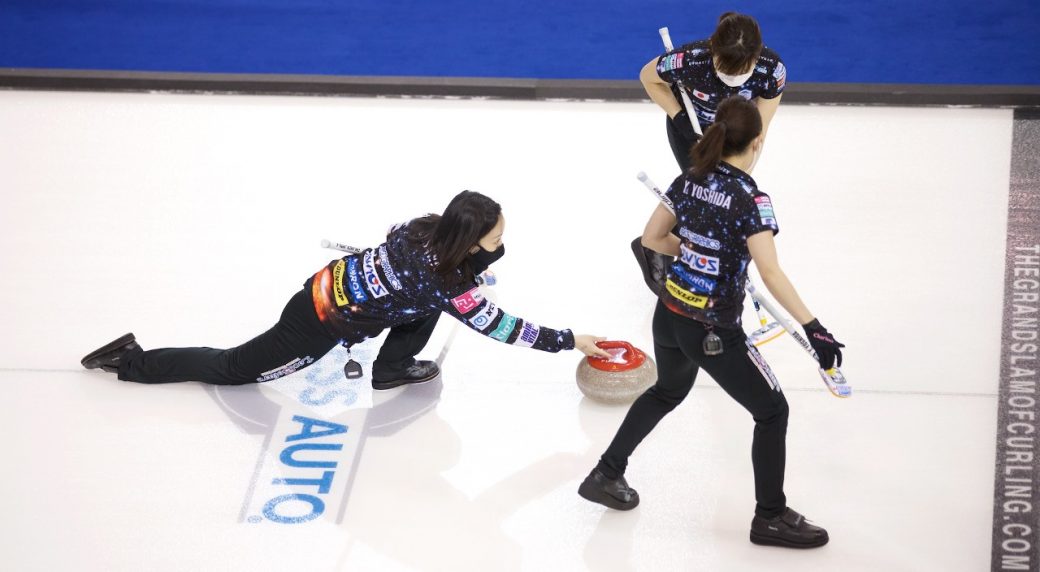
687, 96, 762, 179
691, 122, 727, 179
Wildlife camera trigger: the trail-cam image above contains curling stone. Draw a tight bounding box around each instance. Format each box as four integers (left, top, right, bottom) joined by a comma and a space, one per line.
576, 341, 657, 404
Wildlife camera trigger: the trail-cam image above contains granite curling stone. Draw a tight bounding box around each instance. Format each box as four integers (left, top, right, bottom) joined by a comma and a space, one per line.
576, 341, 657, 404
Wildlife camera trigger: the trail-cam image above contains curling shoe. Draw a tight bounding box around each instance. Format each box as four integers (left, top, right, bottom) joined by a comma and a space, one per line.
578, 468, 640, 511
81, 333, 140, 373
371, 360, 440, 390
750, 507, 829, 548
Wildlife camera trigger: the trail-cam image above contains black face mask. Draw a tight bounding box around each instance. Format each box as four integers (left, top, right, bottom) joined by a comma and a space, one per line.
469, 244, 505, 274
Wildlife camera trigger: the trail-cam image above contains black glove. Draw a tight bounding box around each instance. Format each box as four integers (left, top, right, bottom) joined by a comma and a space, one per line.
670, 109, 699, 142
802, 319, 845, 370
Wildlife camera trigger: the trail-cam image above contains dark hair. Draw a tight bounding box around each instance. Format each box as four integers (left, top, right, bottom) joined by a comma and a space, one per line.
408, 190, 502, 281
690, 96, 762, 178
709, 12, 763, 75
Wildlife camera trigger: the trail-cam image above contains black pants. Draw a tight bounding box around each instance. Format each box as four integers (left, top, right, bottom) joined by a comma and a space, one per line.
118, 286, 441, 385
665, 115, 699, 173
372, 313, 440, 381
598, 301, 790, 518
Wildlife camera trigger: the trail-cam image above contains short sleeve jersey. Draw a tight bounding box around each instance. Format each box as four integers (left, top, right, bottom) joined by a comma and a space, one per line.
656, 40, 785, 132
309, 219, 575, 353
662, 162, 780, 328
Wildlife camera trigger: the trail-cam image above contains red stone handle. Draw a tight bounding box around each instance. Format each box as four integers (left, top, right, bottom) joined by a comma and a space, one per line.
587, 340, 646, 372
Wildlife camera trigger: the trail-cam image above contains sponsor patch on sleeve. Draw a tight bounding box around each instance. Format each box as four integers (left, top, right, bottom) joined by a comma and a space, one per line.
754, 195, 778, 228
467, 302, 500, 331
451, 287, 485, 314
490, 313, 517, 342
657, 52, 685, 73
512, 322, 540, 348
755, 195, 775, 218
773, 62, 786, 89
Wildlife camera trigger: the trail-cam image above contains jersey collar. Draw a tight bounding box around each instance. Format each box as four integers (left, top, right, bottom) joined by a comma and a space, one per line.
715, 161, 758, 190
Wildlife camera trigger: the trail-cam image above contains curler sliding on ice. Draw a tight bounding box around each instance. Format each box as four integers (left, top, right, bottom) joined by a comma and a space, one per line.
636, 169, 850, 398
322, 238, 497, 287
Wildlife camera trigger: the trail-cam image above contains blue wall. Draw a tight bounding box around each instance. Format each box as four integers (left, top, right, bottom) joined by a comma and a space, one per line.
2, 0, 1038, 85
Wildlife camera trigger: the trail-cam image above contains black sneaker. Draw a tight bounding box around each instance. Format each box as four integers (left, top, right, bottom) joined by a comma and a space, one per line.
81, 333, 140, 373
750, 507, 829, 548
577, 468, 640, 511
371, 360, 440, 390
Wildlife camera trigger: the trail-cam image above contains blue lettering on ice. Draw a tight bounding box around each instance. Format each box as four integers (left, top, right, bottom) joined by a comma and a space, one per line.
262, 415, 348, 524
280, 443, 344, 468
262, 494, 324, 524
299, 364, 358, 407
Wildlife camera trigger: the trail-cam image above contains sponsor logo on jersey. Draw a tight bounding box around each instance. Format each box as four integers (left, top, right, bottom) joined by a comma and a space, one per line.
680, 244, 720, 276
666, 279, 711, 309
512, 322, 540, 348
774, 62, 786, 89
490, 313, 517, 342
671, 263, 717, 293
362, 251, 388, 299
686, 181, 732, 209
377, 245, 403, 291
755, 195, 775, 219
658, 52, 685, 73
468, 302, 500, 331
679, 228, 721, 250
451, 287, 484, 314
692, 89, 710, 101
346, 257, 368, 304
332, 260, 350, 307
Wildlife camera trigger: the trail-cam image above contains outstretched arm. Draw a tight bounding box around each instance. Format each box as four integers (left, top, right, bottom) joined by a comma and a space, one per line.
437, 285, 608, 357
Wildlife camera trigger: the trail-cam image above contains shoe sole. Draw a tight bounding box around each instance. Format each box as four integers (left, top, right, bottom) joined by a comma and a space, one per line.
81, 333, 136, 369
371, 370, 440, 391
750, 530, 829, 549
577, 480, 640, 511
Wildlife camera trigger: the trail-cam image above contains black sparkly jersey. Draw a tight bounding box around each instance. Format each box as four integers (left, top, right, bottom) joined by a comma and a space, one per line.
656, 39, 785, 132
309, 219, 575, 353
661, 162, 780, 328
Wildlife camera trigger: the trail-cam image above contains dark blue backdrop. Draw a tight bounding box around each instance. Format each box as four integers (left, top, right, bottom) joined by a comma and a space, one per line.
2, 0, 1038, 85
